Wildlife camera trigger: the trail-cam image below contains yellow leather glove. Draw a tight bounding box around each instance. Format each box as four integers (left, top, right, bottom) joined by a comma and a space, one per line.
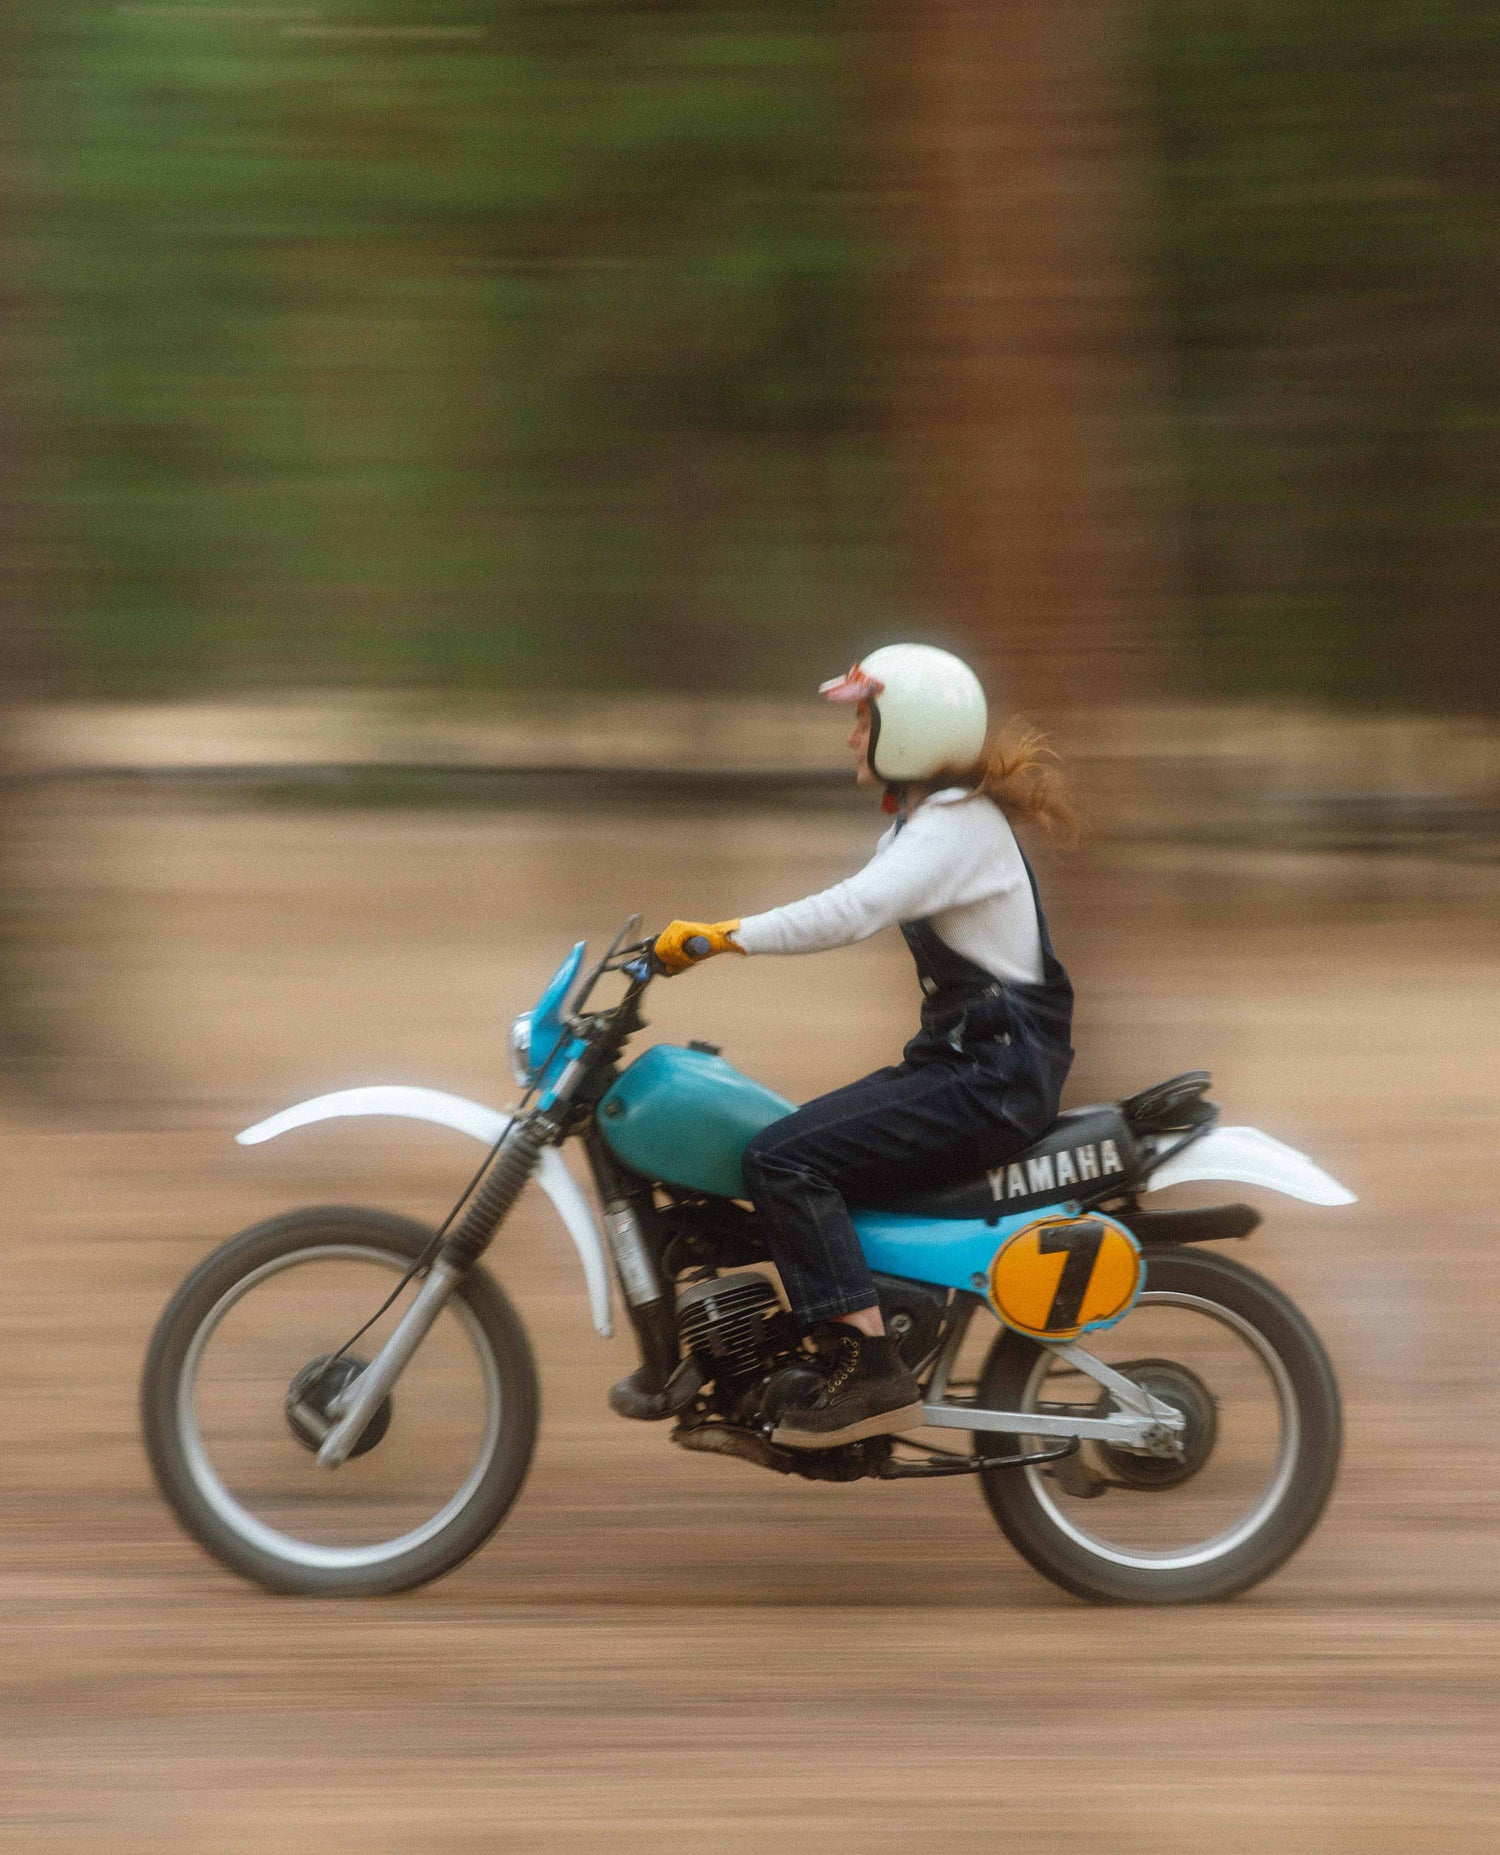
653, 919, 745, 974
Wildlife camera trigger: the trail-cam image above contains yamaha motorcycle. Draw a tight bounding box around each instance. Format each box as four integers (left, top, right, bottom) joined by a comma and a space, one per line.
142, 919, 1353, 1604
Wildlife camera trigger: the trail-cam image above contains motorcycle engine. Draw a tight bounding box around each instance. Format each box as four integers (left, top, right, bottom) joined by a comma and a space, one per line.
675, 1271, 797, 1417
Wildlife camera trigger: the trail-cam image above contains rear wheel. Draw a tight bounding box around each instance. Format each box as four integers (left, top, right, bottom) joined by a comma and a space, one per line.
973, 1247, 1340, 1604
142, 1207, 539, 1596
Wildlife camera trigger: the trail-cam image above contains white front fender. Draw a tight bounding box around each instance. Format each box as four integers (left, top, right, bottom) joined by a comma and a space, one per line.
236, 1085, 614, 1336
1144, 1125, 1356, 1206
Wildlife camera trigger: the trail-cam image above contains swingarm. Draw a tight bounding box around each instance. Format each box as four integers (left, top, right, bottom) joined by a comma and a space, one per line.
920, 1395, 1182, 1451
919, 1318, 1187, 1454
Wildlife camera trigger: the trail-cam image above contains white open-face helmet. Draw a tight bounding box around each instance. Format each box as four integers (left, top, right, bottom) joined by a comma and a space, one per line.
820, 643, 988, 782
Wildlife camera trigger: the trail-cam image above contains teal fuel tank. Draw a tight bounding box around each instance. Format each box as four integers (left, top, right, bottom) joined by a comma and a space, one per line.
597, 1043, 794, 1198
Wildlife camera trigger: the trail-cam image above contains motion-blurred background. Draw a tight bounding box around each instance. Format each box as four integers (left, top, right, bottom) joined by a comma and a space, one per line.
0, 5, 1497, 1851
14, 0, 1500, 708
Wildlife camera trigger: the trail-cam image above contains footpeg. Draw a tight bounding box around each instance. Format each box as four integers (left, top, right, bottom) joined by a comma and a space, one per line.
673, 1420, 896, 1482
672, 1420, 793, 1473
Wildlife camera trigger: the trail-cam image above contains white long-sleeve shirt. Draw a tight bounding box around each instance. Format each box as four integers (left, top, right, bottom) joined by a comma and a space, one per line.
734, 789, 1045, 986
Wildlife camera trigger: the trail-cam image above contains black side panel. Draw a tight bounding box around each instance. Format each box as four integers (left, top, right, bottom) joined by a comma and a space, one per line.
870, 1274, 950, 1370
1121, 1204, 1261, 1246
869, 1105, 1141, 1222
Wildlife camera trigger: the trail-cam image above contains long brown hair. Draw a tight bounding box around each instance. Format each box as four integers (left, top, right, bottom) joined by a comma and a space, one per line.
938, 722, 1081, 844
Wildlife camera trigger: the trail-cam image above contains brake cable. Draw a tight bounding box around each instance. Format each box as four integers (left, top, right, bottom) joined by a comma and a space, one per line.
324, 1078, 538, 1368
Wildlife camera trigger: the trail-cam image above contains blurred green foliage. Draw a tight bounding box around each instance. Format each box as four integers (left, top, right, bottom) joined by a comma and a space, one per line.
1145, 0, 1500, 712
33, 0, 894, 695
30, 1, 1500, 711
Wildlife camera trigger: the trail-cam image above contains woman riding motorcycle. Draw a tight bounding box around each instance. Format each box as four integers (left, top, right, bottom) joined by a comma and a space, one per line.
651, 643, 1079, 1451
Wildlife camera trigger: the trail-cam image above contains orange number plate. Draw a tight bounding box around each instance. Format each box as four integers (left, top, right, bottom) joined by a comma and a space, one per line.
986, 1213, 1144, 1341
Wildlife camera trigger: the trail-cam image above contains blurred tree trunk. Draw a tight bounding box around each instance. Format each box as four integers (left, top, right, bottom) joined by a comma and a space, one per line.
870, 0, 1180, 713
0, 8, 52, 1088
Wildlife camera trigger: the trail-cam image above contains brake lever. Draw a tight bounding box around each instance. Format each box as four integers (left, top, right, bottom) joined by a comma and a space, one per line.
619, 934, 706, 982
613, 934, 669, 984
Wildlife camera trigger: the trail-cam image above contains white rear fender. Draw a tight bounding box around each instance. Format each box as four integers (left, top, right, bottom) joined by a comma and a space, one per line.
236, 1086, 614, 1336
1144, 1125, 1356, 1206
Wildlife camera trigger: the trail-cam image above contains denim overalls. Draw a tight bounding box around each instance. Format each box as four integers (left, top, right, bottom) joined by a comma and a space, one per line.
740, 816, 1075, 1327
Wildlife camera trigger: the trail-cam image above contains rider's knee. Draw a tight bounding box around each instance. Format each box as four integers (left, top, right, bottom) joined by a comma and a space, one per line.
741, 1124, 802, 1190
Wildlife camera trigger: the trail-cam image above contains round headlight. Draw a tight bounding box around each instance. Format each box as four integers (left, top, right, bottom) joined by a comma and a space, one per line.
508, 1013, 534, 1086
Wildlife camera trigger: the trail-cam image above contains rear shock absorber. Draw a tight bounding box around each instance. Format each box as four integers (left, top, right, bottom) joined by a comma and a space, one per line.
440, 1114, 551, 1273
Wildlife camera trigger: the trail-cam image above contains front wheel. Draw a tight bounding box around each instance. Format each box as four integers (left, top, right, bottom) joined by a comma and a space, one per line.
973, 1247, 1341, 1604
142, 1207, 539, 1596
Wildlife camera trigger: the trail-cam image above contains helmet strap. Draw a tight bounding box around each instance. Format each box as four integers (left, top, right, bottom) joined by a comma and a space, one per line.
865, 696, 884, 777
864, 695, 909, 814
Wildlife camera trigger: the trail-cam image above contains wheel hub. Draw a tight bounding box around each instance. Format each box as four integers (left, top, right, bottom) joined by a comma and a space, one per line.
284, 1354, 393, 1458
1096, 1358, 1217, 1490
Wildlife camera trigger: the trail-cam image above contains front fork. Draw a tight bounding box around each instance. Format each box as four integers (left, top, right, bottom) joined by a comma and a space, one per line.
317, 1258, 465, 1467
317, 1111, 680, 1469
318, 1109, 555, 1468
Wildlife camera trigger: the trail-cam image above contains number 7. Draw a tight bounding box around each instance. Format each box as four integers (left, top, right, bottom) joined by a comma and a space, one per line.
1038, 1220, 1106, 1332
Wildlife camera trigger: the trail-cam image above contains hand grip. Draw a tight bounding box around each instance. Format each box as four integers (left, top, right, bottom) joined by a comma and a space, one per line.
684, 935, 712, 959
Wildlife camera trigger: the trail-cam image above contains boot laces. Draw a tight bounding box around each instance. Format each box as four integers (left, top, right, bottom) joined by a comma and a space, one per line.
820, 1332, 861, 1400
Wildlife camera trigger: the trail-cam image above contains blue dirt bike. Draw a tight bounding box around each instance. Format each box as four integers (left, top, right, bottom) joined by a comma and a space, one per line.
142, 919, 1354, 1603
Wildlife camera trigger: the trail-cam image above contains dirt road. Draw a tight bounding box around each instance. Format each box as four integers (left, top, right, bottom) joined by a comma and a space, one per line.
0, 799, 1495, 1850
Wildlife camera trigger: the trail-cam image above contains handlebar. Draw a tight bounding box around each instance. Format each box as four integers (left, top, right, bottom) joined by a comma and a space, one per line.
607, 930, 712, 987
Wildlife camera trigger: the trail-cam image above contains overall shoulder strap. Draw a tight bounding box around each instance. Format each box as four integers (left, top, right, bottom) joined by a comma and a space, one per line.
1016, 845, 1066, 969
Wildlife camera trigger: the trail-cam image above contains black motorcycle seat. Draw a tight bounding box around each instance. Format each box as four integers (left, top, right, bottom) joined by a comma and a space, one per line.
865, 1105, 1142, 1223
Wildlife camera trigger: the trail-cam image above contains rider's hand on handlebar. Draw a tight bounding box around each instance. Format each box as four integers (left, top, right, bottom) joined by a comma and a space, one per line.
652, 920, 745, 974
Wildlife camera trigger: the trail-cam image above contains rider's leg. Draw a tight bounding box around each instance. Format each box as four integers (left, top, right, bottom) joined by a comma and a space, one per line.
741, 1051, 1041, 1448
741, 1064, 937, 1329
